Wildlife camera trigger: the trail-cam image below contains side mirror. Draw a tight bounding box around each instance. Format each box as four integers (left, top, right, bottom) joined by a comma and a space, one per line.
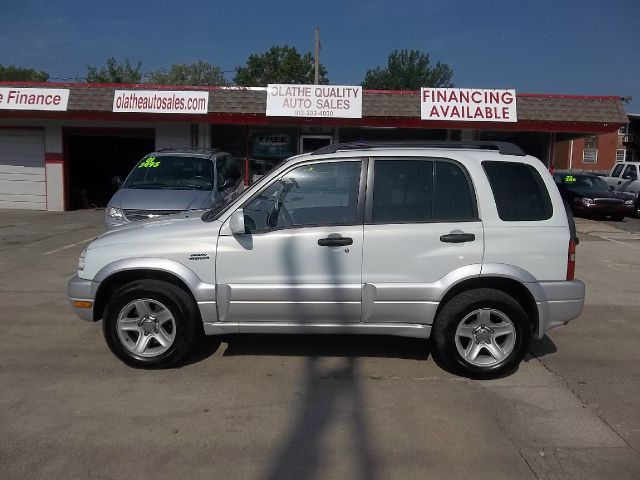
609, 185, 615, 191
229, 209, 246, 235
111, 176, 123, 187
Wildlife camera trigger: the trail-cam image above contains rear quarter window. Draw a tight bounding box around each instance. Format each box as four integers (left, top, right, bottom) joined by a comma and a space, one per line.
482, 161, 553, 221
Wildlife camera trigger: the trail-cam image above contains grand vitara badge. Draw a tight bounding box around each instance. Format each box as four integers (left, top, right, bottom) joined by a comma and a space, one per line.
188, 253, 210, 261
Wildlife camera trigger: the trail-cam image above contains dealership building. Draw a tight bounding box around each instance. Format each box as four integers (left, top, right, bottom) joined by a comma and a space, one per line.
0, 81, 629, 211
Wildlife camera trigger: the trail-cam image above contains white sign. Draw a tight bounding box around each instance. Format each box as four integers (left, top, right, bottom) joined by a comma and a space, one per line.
113, 90, 209, 114
267, 84, 362, 118
0, 87, 69, 111
421, 88, 517, 122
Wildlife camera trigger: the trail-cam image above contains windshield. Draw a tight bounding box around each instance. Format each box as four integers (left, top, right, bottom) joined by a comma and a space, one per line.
123, 155, 214, 190
564, 175, 608, 190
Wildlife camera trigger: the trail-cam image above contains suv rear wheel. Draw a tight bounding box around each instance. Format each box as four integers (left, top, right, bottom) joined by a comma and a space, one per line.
432, 288, 530, 379
102, 279, 202, 368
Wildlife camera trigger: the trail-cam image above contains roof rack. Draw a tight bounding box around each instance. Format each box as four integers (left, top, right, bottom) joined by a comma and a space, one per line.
311, 141, 526, 156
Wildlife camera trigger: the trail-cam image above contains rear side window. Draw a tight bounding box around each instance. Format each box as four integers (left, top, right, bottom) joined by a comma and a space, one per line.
483, 161, 553, 221
371, 159, 476, 223
611, 164, 624, 178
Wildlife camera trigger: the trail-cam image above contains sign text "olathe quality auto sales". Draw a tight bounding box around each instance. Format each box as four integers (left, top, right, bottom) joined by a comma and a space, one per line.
266, 84, 362, 118
421, 88, 517, 123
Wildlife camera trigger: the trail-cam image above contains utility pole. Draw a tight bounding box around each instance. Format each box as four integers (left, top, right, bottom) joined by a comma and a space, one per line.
314, 27, 320, 84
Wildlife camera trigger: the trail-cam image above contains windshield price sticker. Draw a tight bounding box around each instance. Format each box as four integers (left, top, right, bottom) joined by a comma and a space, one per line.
564, 175, 576, 183
138, 157, 160, 168
266, 84, 363, 118
421, 88, 517, 122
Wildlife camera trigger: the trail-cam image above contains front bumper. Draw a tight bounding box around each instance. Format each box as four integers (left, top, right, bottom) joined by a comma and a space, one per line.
67, 275, 96, 322
531, 280, 585, 338
573, 203, 634, 216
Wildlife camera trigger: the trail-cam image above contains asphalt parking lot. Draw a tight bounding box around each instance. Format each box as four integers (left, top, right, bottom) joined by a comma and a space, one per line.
1, 209, 639, 479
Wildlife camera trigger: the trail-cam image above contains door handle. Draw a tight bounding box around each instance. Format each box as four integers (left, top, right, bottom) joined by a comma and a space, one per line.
318, 237, 353, 247
440, 233, 475, 243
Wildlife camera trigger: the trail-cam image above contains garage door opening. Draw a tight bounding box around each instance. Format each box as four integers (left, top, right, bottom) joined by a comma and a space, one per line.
66, 130, 154, 209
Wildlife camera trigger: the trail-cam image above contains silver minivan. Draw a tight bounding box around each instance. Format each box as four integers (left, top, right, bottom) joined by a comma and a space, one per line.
104, 148, 243, 230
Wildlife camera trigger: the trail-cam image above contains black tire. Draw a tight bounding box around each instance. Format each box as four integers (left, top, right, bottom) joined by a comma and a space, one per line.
432, 288, 531, 379
102, 279, 203, 369
611, 215, 625, 222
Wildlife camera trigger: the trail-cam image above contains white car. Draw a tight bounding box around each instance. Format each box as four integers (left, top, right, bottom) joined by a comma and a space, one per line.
68, 141, 585, 378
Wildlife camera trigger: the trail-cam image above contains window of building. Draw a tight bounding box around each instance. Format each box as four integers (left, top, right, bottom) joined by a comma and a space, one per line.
583, 148, 598, 164
371, 159, 476, 223
619, 124, 629, 135
243, 161, 361, 232
482, 161, 553, 221
616, 149, 627, 162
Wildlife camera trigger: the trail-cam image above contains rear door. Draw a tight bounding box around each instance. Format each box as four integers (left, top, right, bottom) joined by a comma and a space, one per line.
361, 157, 483, 324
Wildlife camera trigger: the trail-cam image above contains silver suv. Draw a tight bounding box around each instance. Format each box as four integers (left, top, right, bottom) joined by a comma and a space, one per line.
68, 141, 585, 378
104, 148, 243, 230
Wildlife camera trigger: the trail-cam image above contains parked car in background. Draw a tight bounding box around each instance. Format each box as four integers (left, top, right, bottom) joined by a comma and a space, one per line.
604, 162, 640, 217
105, 149, 243, 230
69, 141, 585, 379
554, 172, 635, 220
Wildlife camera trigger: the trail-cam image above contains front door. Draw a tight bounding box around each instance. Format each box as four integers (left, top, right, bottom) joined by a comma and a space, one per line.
299, 135, 333, 154
216, 159, 365, 325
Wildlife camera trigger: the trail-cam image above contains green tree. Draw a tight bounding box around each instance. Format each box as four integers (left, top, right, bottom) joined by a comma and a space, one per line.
234, 45, 327, 86
0, 64, 49, 82
148, 61, 228, 86
85, 57, 142, 83
362, 49, 453, 90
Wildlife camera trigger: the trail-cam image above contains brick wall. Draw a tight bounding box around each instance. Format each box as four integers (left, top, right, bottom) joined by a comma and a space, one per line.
554, 131, 618, 173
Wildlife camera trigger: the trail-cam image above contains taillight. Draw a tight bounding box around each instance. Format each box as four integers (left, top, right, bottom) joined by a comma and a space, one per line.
567, 239, 576, 280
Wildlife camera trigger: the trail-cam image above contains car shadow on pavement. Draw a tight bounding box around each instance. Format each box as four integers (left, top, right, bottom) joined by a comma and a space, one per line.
220, 333, 430, 361
179, 337, 223, 367
526, 334, 558, 361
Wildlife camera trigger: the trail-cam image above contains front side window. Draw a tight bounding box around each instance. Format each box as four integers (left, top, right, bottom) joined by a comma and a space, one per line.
483, 161, 553, 221
123, 155, 213, 190
243, 161, 361, 232
622, 164, 638, 179
371, 159, 476, 223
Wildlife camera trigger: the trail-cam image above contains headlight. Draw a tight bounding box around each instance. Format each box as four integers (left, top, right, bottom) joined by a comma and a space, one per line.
624, 199, 635, 205
574, 197, 594, 204
78, 248, 87, 271
106, 207, 124, 219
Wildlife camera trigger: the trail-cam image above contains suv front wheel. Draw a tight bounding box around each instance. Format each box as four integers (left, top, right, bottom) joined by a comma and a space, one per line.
102, 279, 202, 368
432, 288, 531, 379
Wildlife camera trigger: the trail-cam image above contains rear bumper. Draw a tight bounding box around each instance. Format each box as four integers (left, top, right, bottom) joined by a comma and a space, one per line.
67, 275, 96, 322
529, 280, 585, 339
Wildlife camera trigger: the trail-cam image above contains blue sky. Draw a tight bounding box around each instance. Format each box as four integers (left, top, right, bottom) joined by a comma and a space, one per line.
2, 0, 639, 112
